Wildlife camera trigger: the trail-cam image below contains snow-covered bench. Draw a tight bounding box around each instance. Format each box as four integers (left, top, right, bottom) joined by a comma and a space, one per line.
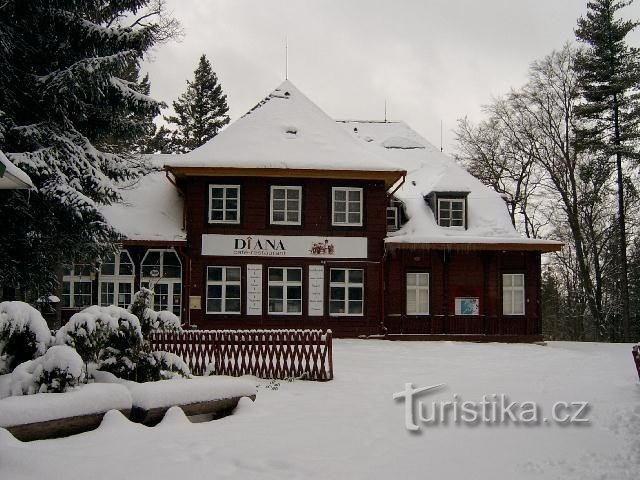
0, 383, 132, 441
128, 376, 257, 425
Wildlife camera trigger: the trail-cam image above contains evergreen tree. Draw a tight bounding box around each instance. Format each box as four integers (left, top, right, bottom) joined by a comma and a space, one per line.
574, 0, 640, 341
165, 54, 230, 152
0, 1, 171, 300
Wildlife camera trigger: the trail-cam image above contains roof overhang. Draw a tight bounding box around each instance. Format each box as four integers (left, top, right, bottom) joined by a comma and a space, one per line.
119, 239, 187, 247
165, 166, 406, 189
0, 154, 34, 190
385, 241, 563, 253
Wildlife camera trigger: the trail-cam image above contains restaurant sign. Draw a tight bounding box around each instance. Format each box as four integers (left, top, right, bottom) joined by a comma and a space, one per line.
201, 234, 368, 259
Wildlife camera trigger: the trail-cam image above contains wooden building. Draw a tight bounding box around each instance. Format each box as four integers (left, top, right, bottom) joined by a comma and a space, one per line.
60, 81, 560, 340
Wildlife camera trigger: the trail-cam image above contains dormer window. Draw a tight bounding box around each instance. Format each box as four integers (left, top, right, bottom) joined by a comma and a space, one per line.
386, 207, 399, 231
437, 198, 465, 228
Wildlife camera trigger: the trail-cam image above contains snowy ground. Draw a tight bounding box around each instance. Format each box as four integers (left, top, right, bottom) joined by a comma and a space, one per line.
1, 340, 638, 480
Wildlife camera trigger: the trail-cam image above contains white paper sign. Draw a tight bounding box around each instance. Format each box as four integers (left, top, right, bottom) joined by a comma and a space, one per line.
202, 234, 367, 259
246, 264, 262, 315
308, 265, 324, 316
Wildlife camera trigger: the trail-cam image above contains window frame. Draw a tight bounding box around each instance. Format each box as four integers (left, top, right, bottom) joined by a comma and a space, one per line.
267, 267, 303, 315
62, 263, 93, 309
437, 197, 466, 229
206, 266, 242, 314
269, 185, 302, 225
406, 272, 430, 315
502, 273, 526, 316
329, 268, 364, 316
331, 187, 363, 227
99, 250, 135, 309
208, 184, 241, 224
140, 249, 183, 318
386, 206, 399, 231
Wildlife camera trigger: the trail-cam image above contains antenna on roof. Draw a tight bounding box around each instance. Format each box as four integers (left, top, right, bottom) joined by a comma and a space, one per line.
285, 37, 288, 80
384, 99, 387, 122
440, 120, 443, 152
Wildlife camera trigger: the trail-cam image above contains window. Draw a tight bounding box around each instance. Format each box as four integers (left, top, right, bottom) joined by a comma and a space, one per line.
332, 187, 363, 226
270, 186, 302, 225
268, 267, 302, 314
503, 273, 525, 315
140, 250, 183, 317
61, 263, 93, 308
387, 207, 399, 231
330, 268, 363, 315
208, 185, 240, 224
438, 198, 465, 228
206, 267, 241, 314
406, 272, 429, 315
99, 251, 135, 308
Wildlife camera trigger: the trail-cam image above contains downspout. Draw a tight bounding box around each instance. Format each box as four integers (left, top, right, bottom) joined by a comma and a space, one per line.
380, 247, 389, 336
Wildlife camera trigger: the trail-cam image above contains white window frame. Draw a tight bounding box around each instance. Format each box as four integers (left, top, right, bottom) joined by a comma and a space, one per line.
62, 263, 93, 309
386, 206, 399, 231
270, 186, 302, 225
406, 272, 429, 315
99, 250, 135, 309
437, 197, 466, 229
206, 266, 242, 314
332, 187, 363, 226
329, 268, 364, 316
268, 267, 303, 315
140, 249, 183, 318
208, 184, 241, 224
503, 273, 525, 316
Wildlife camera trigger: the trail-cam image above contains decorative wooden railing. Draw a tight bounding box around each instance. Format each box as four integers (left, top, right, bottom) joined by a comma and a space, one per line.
150, 329, 333, 381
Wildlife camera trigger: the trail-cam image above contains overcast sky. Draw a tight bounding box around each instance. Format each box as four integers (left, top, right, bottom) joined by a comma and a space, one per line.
143, 0, 640, 153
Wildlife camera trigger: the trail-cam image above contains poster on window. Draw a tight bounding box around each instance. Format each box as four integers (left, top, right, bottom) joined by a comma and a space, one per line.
455, 297, 479, 315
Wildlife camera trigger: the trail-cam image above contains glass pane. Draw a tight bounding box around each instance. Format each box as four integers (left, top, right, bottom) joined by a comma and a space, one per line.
407, 290, 417, 314
211, 187, 223, 199
440, 200, 450, 210
226, 267, 241, 282
142, 251, 161, 276
334, 201, 346, 213
286, 268, 302, 282
119, 252, 134, 275
211, 199, 224, 210
417, 273, 428, 286
226, 187, 238, 199
208, 267, 222, 282
269, 299, 283, 313
330, 286, 345, 301
101, 254, 116, 275
348, 190, 360, 202
287, 200, 298, 210
287, 300, 302, 313
503, 274, 513, 287
226, 299, 240, 313
273, 211, 285, 222
334, 190, 346, 201
348, 270, 363, 283
289, 189, 299, 200
334, 212, 346, 223
208, 299, 222, 313
503, 290, 513, 314
348, 286, 363, 300
348, 301, 363, 314
269, 286, 283, 300
226, 285, 241, 299
208, 285, 222, 298
418, 292, 429, 313
226, 210, 237, 221
330, 300, 344, 314
210, 210, 223, 221
226, 199, 238, 210
269, 268, 284, 282
330, 270, 345, 283
514, 275, 524, 287
273, 200, 285, 210
287, 286, 302, 300
286, 211, 298, 222
348, 212, 360, 224
514, 290, 524, 314
163, 251, 181, 278
407, 273, 417, 286
273, 188, 285, 200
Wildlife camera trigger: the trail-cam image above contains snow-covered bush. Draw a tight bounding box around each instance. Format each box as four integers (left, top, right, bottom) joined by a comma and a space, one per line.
57, 304, 189, 382
56, 305, 142, 365
130, 288, 182, 337
0, 345, 85, 398
0, 301, 52, 374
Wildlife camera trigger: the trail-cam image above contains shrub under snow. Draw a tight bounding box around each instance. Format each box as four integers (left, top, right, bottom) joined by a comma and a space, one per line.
0, 345, 85, 398
130, 288, 182, 337
0, 301, 52, 374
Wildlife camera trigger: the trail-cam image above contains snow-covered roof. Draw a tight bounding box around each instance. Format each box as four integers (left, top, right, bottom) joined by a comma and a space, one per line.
100, 157, 185, 243
165, 81, 403, 180
339, 120, 561, 251
0, 150, 33, 189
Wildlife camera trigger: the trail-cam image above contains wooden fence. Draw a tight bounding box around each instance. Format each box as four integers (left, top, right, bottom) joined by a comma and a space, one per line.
150, 329, 333, 381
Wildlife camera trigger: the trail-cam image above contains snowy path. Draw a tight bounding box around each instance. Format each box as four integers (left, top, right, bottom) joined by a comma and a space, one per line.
1, 340, 638, 479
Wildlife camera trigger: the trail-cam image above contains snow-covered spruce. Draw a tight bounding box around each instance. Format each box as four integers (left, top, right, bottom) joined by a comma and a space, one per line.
0, 345, 85, 398
130, 288, 182, 337
0, 301, 52, 374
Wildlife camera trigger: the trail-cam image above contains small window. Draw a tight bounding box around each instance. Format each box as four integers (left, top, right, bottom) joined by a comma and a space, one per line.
206, 266, 241, 314
329, 268, 364, 315
209, 185, 240, 224
406, 272, 429, 315
270, 186, 302, 225
438, 198, 465, 228
503, 273, 525, 315
99, 251, 135, 308
268, 267, 302, 314
140, 250, 183, 318
386, 207, 399, 231
332, 187, 363, 226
